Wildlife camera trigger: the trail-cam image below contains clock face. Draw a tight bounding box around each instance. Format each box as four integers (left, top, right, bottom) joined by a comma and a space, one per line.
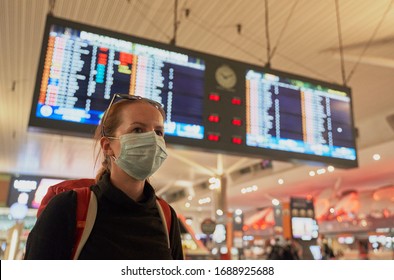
215, 65, 237, 89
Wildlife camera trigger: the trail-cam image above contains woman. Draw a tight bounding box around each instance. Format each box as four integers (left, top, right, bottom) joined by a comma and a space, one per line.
24, 94, 184, 260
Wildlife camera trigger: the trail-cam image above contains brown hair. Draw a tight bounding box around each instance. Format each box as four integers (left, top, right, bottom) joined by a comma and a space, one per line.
94, 99, 166, 182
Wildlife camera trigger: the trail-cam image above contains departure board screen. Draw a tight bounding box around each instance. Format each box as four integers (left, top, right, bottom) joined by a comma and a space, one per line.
30, 17, 205, 139
29, 16, 358, 168
245, 70, 356, 161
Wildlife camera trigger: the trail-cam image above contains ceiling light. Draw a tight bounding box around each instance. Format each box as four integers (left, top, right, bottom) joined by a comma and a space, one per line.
209, 177, 221, 190
216, 209, 223, 216
373, 154, 381, 161
309, 171, 316, 176
185, 202, 190, 208
272, 199, 280, 206
209, 177, 217, 184
278, 178, 284, 185
241, 185, 258, 194
198, 197, 211, 205
317, 168, 326, 175
209, 183, 220, 190
235, 209, 243, 215
327, 166, 335, 172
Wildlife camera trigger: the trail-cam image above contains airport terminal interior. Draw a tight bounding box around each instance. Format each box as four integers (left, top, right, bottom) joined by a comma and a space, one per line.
0, 0, 393, 260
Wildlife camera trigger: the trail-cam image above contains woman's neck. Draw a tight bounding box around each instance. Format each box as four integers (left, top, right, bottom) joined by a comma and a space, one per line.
110, 169, 145, 201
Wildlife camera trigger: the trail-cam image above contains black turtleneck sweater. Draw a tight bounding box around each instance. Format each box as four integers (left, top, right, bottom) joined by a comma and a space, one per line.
24, 173, 183, 260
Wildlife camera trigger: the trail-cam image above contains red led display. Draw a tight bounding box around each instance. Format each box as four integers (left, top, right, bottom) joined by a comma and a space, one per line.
231, 136, 242, 145
232, 118, 242, 126
209, 93, 220, 101
231, 97, 242, 105
208, 134, 220, 141
208, 115, 220, 122
232, 137, 243, 145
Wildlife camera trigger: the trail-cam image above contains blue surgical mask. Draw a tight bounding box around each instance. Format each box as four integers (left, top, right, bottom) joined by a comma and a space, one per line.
111, 131, 167, 180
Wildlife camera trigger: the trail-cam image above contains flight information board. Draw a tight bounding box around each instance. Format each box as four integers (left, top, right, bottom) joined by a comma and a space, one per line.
245, 70, 356, 161
33, 22, 205, 139
29, 16, 358, 168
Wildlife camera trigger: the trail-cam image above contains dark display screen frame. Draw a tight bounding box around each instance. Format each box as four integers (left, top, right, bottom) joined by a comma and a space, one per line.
7, 174, 67, 209
29, 15, 358, 168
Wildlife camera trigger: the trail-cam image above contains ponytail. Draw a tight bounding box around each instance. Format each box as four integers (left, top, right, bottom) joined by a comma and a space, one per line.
95, 156, 111, 183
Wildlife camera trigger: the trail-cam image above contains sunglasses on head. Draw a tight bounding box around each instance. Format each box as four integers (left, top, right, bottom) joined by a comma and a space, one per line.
101, 93, 163, 137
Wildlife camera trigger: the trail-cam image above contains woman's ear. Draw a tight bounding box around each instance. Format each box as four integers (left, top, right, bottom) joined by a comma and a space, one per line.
100, 137, 115, 156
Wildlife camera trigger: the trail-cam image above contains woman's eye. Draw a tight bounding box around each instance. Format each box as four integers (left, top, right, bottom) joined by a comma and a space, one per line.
132, 128, 144, 133
155, 130, 164, 136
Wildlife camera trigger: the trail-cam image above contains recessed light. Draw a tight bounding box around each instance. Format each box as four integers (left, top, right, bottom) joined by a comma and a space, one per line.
373, 154, 381, 161
317, 168, 326, 175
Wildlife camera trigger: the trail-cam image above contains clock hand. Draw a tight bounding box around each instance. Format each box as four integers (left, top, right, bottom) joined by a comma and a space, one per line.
221, 73, 234, 79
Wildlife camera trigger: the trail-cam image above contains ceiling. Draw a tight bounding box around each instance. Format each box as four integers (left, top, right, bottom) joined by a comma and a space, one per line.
1, 0, 394, 225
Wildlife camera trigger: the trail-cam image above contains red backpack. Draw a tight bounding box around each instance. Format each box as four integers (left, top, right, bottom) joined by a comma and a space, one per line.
37, 178, 172, 259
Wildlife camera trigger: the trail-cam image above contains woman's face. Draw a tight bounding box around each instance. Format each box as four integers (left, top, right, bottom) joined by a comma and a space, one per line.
110, 101, 165, 155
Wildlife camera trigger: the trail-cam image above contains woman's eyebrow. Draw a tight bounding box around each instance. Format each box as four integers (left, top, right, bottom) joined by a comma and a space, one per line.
129, 122, 164, 130
129, 122, 146, 126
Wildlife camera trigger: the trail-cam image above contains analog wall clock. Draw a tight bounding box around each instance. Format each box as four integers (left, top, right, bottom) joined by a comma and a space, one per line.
215, 65, 237, 89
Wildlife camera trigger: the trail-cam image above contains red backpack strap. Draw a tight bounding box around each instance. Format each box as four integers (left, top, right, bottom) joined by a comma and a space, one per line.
156, 197, 172, 248
36, 178, 97, 259
37, 178, 96, 217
